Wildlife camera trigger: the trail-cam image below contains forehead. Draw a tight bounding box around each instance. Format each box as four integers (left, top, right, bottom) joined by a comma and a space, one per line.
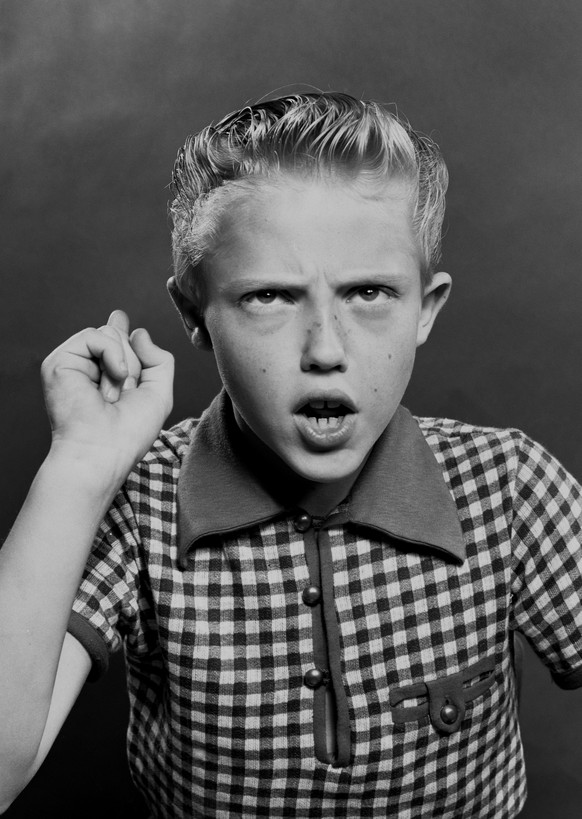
209, 176, 422, 277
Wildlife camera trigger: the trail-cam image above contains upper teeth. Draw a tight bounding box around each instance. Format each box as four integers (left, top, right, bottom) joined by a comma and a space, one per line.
309, 399, 341, 409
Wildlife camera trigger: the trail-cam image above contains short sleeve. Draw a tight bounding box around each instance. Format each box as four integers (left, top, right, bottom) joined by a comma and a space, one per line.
68, 485, 142, 680
510, 434, 582, 689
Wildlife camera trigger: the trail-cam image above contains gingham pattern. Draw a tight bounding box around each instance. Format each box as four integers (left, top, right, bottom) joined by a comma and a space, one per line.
71, 412, 582, 818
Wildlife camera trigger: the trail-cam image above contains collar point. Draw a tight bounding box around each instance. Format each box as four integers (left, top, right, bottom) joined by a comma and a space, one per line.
177, 544, 193, 571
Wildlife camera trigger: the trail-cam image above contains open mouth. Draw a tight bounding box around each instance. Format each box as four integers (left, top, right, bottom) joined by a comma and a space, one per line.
296, 399, 355, 431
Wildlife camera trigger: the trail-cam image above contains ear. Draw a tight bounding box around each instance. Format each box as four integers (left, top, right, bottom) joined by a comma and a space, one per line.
416, 271, 452, 347
167, 276, 213, 351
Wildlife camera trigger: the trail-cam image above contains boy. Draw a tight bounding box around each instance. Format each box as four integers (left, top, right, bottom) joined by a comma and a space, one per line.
1, 92, 581, 818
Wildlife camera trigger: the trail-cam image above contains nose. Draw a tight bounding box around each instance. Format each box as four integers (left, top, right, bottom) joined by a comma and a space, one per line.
300, 308, 348, 372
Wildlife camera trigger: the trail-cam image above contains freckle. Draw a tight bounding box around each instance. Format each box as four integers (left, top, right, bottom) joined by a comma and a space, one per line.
388, 354, 392, 360
374, 388, 378, 393
261, 368, 267, 373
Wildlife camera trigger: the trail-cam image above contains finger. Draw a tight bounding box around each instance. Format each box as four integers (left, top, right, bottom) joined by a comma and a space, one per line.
74, 358, 102, 383
44, 328, 130, 405
100, 320, 142, 383
47, 354, 102, 383
48, 328, 129, 380
107, 309, 130, 335
121, 375, 138, 392
129, 328, 174, 412
97, 325, 128, 402
129, 328, 173, 371
99, 371, 122, 403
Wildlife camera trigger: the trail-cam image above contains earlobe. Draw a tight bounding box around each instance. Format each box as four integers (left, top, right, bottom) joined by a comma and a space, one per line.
416, 271, 452, 347
190, 325, 213, 350
166, 276, 213, 351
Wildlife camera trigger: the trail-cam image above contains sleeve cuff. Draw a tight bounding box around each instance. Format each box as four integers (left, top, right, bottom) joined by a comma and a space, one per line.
552, 664, 582, 690
67, 610, 111, 682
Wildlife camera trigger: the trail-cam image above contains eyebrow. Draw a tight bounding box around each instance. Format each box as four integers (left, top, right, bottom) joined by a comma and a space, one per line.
220, 269, 413, 291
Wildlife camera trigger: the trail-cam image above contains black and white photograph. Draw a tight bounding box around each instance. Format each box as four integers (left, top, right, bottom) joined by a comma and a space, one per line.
1, 2, 581, 817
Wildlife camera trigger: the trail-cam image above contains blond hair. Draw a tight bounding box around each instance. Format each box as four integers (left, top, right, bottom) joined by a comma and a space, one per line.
170, 92, 448, 304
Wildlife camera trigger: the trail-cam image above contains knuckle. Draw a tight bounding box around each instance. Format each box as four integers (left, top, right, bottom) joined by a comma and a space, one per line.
80, 327, 97, 341
99, 325, 121, 342
41, 347, 65, 374
40, 355, 53, 377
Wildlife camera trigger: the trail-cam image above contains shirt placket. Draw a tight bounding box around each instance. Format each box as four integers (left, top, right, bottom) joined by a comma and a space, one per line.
294, 508, 351, 768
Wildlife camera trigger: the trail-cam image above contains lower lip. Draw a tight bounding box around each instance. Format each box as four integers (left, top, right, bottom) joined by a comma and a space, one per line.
293, 413, 356, 451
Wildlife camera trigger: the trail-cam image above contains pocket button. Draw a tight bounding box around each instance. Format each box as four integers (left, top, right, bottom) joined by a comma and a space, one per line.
440, 703, 459, 725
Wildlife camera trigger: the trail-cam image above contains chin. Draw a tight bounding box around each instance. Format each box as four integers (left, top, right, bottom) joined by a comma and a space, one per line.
290, 451, 361, 484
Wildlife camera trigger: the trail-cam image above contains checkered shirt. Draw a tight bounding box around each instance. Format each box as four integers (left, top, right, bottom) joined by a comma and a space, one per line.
69, 391, 582, 818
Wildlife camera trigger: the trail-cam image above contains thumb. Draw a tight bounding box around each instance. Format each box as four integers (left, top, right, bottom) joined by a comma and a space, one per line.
130, 328, 174, 402
130, 328, 172, 368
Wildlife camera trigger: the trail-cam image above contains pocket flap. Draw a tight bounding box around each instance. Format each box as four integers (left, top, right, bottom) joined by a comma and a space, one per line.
390, 654, 496, 734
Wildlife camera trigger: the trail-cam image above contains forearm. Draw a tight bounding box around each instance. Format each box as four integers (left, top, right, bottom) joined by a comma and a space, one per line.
0, 313, 173, 810
0, 448, 123, 784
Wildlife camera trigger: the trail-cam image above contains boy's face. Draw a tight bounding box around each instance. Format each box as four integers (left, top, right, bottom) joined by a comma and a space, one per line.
178, 178, 450, 484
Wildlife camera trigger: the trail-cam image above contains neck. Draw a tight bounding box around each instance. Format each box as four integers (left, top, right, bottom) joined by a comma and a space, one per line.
292, 471, 364, 517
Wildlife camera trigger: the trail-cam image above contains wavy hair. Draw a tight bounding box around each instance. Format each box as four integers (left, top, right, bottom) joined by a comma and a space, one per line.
170, 92, 448, 303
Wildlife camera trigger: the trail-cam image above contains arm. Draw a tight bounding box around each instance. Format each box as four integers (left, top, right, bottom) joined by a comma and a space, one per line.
0, 311, 173, 811
6, 634, 93, 802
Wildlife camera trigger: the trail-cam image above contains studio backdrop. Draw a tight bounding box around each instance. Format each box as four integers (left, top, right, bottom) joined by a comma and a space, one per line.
1, 2, 582, 817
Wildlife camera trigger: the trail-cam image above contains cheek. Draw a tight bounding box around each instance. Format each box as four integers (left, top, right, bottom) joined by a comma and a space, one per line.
387, 343, 417, 389
365, 329, 418, 399
212, 334, 283, 406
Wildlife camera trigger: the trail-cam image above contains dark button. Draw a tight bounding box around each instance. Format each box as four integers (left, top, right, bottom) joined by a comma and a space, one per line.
303, 667, 326, 689
302, 585, 322, 606
440, 702, 459, 725
294, 512, 312, 533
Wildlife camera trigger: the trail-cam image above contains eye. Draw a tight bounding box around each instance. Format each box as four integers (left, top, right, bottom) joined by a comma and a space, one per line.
240, 289, 292, 310
348, 286, 394, 303
250, 290, 281, 304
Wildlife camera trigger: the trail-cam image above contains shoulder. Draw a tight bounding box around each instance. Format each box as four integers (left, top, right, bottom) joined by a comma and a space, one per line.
144, 417, 199, 467
415, 414, 528, 455
96, 417, 201, 538
414, 414, 582, 510
413, 414, 562, 489
124, 417, 200, 497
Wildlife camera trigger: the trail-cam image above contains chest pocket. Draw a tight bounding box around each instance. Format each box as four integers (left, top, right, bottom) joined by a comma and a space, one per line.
389, 654, 496, 734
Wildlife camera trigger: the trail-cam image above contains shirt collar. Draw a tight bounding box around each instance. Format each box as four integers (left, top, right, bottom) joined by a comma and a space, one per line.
177, 390, 465, 569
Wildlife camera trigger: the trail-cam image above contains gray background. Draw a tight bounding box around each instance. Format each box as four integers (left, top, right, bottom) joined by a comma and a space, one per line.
1, 1, 581, 816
